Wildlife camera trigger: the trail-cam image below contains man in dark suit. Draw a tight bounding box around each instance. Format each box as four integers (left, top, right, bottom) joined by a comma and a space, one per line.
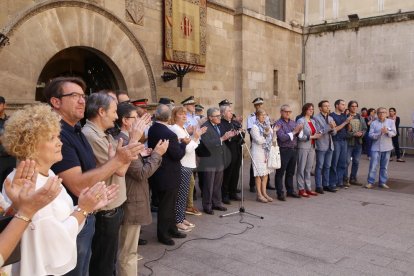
219, 105, 244, 204
148, 104, 187, 246
199, 107, 235, 214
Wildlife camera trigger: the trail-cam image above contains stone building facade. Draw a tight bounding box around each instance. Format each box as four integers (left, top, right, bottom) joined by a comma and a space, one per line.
0, 0, 304, 121
304, 0, 414, 125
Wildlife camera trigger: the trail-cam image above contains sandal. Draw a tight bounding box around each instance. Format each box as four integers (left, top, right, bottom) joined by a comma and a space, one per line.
264, 194, 273, 202
176, 223, 192, 232
256, 195, 268, 203
183, 220, 195, 228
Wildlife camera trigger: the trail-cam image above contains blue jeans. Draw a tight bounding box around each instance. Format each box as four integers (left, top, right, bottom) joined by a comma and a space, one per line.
330, 140, 348, 187
315, 150, 333, 188
368, 151, 391, 184
64, 215, 95, 276
347, 143, 362, 180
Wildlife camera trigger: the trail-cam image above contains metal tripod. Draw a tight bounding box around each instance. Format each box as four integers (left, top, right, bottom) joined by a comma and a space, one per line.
220, 131, 264, 219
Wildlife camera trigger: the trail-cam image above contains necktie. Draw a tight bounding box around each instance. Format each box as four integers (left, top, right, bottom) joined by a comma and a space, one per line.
214, 125, 221, 136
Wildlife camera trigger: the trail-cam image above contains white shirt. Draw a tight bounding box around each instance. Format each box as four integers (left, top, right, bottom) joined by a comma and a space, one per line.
170, 124, 199, 168
184, 112, 200, 129
3, 169, 82, 276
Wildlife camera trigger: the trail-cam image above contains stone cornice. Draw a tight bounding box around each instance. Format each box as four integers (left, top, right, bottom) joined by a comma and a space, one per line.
207, 1, 235, 15
234, 8, 302, 34
305, 11, 414, 34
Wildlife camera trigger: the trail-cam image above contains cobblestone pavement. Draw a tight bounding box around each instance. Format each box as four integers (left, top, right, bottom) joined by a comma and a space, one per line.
138, 156, 414, 276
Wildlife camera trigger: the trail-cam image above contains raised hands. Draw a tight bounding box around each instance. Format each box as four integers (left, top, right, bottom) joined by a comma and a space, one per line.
193, 126, 207, 141
78, 182, 120, 213
153, 139, 169, 156
221, 130, 236, 141
112, 138, 145, 164
4, 162, 62, 219
180, 137, 192, 145
129, 113, 152, 143
293, 123, 304, 135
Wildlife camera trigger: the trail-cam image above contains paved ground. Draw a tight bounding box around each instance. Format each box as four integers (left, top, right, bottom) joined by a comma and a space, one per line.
138, 155, 414, 276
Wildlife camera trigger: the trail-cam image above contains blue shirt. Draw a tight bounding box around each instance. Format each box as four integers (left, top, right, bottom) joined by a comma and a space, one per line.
51, 120, 96, 204
330, 112, 348, 141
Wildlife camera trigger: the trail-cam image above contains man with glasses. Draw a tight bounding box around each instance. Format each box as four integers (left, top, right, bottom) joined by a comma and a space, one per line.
199, 107, 234, 214
314, 100, 337, 193
366, 107, 396, 189
346, 100, 367, 185
44, 77, 143, 276
274, 104, 303, 201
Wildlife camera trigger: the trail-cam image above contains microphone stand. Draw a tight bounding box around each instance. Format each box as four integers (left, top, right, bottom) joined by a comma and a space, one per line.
220, 130, 264, 219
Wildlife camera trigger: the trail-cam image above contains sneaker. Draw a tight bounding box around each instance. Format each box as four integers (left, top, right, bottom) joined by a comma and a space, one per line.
185, 207, 202, 216
365, 184, 374, 189
137, 254, 144, 261
177, 223, 192, 232
396, 159, 405, 163
389, 158, 394, 161
379, 184, 390, 189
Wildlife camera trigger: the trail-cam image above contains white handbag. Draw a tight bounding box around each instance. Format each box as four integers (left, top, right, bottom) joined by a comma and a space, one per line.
267, 138, 281, 170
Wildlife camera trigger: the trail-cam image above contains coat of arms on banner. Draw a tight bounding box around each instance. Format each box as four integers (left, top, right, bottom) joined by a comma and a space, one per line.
164, 0, 207, 71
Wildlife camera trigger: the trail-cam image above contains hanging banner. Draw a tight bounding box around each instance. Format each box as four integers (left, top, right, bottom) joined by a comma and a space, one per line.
164, 0, 207, 70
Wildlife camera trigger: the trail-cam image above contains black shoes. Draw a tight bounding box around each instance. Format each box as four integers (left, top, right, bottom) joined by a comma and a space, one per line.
323, 186, 337, 193
169, 231, 187, 239
222, 197, 231, 205
229, 194, 241, 201
158, 238, 175, 246
204, 209, 214, 215
315, 187, 324, 194
138, 238, 147, 246
277, 195, 286, 201
287, 193, 301, 198
212, 206, 227, 211
266, 185, 276, 190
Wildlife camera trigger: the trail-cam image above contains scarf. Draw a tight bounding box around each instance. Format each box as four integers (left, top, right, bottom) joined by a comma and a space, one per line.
255, 120, 273, 156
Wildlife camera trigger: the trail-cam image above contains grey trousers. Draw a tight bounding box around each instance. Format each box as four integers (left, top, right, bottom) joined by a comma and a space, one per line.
296, 147, 315, 191
202, 169, 224, 211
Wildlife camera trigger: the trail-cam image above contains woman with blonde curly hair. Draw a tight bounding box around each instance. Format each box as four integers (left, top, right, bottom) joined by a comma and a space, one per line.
1, 104, 118, 275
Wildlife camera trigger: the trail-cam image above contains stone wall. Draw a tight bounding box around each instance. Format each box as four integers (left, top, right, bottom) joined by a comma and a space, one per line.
0, 0, 303, 123
305, 20, 414, 125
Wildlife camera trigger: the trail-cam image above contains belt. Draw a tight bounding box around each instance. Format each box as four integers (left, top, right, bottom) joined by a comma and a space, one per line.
96, 206, 120, 216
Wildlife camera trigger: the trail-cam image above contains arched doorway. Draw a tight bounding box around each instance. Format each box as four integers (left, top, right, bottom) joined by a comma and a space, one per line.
36, 46, 126, 102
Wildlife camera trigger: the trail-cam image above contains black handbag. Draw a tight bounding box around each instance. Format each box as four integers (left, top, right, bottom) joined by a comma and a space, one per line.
0, 215, 21, 266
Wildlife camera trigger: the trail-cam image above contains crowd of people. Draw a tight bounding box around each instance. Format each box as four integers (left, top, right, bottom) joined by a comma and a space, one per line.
0, 77, 407, 275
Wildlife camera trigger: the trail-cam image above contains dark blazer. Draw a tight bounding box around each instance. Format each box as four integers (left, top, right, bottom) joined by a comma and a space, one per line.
148, 122, 186, 191
198, 120, 227, 171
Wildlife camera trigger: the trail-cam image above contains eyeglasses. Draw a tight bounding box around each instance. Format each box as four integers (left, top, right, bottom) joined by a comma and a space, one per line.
210, 115, 221, 118
282, 110, 292, 113
378, 111, 387, 114
59, 92, 87, 101
126, 116, 138, 119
